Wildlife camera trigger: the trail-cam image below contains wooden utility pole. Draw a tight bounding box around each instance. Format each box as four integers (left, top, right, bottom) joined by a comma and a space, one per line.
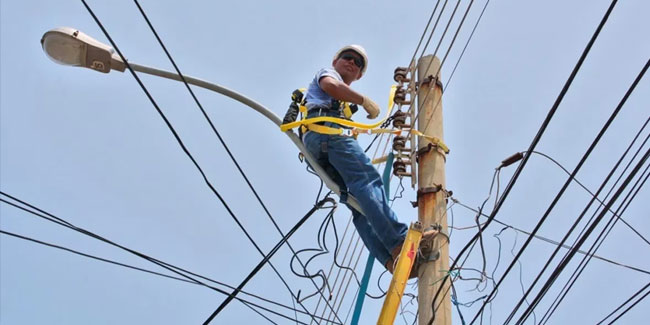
416, 55, 451, 325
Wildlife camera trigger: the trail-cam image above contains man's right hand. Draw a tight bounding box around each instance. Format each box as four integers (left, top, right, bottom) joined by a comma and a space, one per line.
361, 96, 380, 119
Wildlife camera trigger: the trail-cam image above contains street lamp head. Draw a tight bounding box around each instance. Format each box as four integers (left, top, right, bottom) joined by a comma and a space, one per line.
41, 27, 126, 73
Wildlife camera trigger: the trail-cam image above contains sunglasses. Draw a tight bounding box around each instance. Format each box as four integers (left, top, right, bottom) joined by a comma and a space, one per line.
340, 53, 364, 69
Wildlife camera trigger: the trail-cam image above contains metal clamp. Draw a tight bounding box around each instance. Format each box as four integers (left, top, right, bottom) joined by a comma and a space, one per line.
416, 185, 443, 198
416, 142, 448, 162
419, 75, 444, 92
417, 184, 453, 199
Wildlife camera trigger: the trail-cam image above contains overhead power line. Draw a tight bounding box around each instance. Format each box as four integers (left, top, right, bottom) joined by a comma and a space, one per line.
129, 1, 344, 322
428, 1, 619, 322
530, 147, 650, 247
79, 1, 344, 323
457, 1, 621, 323
596, 281, 650, 325
442, 0, 490, 93
408, 0, 443, 66
514, 146, 650, 324
80, 0, 266, 283
402, 0, 491, 157
538, 162, 650, 324
534, 119, 650, 324
0, 193, 339, 324
0, 229, 334, 324
451, 198, 650, 276
412, 0, 487, 133
498, 57, 649, 325
415, 0, 475, 115
203, 197, 336, 324
417, 0, 450, 61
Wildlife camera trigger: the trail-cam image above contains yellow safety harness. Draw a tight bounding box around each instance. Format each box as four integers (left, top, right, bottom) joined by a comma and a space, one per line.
280, 86, 399, 137
279, 85, 450, 154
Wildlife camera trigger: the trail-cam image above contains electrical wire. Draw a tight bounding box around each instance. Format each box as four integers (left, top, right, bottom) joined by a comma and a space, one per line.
595, 281, 650, 325
313, 210, 355, 322
529, 147, 650, 247
77, 2, 316, 324
204, 197, 336, 324
246, 303, 281, 325
516, 104, 650, 324
533, 143, 650, 324
514, 147, 649, 324
506, 228, 537, 324
408, 0, 443, 66
441, 0, 490, 97
416, 0, 476, 110
403, 0, 491, 146
451, 197, 650, 275
343, 286, 360, 324
427, 159, 503, 322
0, 229, 198, 285
538, 164, 650, 325
451, 1, 621, 322
514, 119, 650, 324
411, 0, 483, 130
604, 285, 650, 324
330, 223, 364, 318
497, 56, 648, 325
430, 171, 497, 319
291, 207, 338, 303
489, 227, 509, 324
330, 3, 487, 308
389, 177, 406, 206
309, 103, 402, 320
417, 0, 450, 61
532, 120, 650, 324
420, 0, 464, 75
604, 287, 650, 324
0, 195, 339, 324
311, 211, 355, 320
326, 238, 365, 323
321, 126, 398, 321
474, 169, 501, 291
130, 2, 343, 322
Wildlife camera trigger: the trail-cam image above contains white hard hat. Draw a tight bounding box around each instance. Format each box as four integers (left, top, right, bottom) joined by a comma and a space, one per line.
333, 44, 368, 77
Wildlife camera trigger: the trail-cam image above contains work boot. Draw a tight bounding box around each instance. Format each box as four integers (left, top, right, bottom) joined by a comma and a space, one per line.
388, 228, 439, 279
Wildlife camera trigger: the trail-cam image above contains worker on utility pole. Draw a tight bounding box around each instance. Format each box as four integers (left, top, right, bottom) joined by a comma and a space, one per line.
301, 45, 434, 276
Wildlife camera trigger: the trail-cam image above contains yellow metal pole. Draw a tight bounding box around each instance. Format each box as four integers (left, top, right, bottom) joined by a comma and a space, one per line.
377, 222, 423, 325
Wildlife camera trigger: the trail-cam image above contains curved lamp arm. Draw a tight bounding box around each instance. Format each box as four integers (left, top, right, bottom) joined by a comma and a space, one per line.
41, 26, 362, 214
131, 63, 362, 213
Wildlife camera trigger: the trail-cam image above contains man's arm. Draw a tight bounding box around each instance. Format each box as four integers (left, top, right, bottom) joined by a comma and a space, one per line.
319, 76, 364, 104
319, 76, 380, 118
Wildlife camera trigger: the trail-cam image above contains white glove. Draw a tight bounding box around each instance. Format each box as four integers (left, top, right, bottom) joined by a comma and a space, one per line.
361, 95, 380, 119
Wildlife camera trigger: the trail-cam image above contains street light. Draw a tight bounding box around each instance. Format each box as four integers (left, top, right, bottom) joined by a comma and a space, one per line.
41, 27, 125, 73
40, 27, 362, 213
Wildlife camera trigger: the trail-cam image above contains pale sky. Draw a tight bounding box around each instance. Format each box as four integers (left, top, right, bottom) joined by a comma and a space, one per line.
1, 0, 648, 324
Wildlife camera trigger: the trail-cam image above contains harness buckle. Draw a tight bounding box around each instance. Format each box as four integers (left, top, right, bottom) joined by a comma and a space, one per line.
340, 129, 354, 137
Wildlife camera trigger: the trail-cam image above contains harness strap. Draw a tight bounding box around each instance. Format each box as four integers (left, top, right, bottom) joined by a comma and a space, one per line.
410, 129, 450, 154
279, 85, 397, 132
306, 123, 354, 136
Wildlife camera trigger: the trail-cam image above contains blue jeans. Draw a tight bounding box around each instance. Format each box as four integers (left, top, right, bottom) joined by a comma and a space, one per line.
303, 126, 408, 265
